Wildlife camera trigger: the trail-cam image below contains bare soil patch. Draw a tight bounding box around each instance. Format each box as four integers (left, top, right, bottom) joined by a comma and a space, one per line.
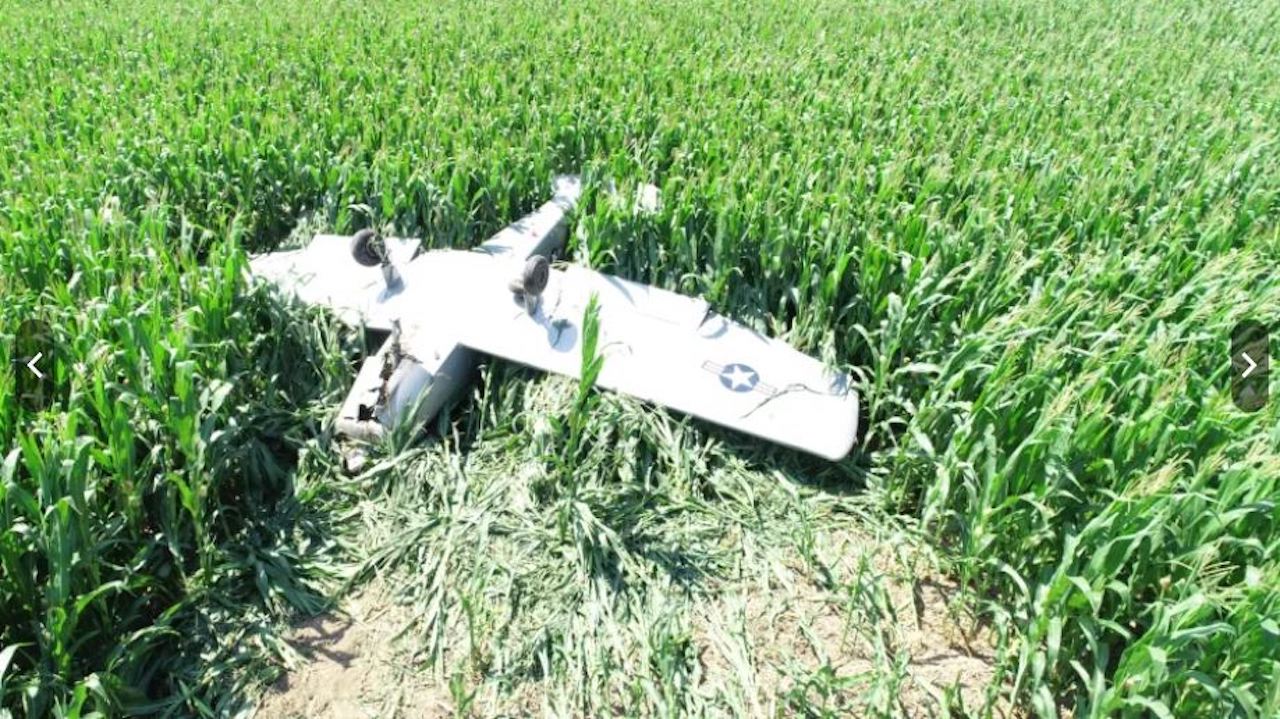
254, 582, 452, 719
693, 531, 1010, 716
256, 531, 1012, 717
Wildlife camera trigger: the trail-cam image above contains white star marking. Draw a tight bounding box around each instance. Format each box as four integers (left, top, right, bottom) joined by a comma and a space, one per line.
723, 365, 757, 391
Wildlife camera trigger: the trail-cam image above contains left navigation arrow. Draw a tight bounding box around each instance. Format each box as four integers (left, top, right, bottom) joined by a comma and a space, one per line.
14, 318, 54, 411
25, 352, 44, 379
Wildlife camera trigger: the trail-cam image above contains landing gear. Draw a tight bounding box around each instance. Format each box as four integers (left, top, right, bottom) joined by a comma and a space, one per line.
520, 255, 550, 296
351, 229, 403, 291
350, 229, 386, 267
509, 255, 550, 314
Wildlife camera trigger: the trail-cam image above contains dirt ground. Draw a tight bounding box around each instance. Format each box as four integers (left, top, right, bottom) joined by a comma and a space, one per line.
255, 532, 1011, 718
255, 582, 455, 719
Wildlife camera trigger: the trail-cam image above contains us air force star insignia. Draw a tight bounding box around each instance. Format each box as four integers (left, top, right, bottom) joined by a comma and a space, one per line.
719, 363, 758, 392
700, 361, 777, 396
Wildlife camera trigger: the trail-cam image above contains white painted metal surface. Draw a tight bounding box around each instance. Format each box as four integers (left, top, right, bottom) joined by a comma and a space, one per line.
439, 257, 858, 460
247, 176, 859, 461
249, 235, 420, 330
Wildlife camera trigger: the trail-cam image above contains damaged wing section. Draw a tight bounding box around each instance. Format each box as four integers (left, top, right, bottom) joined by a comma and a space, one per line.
448, 263, 859, 461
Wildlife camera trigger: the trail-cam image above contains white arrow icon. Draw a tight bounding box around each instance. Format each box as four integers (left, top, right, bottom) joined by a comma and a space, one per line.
1241, 351, 1258, 378
26, 352, 44, 379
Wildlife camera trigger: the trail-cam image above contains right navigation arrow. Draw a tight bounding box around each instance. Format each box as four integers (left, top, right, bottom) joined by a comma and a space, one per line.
1241, 351, 1258, 379
1232, 320, 1269, 412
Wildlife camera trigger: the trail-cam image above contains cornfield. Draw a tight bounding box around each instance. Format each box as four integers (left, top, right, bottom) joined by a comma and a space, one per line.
1, 0, 1278, 717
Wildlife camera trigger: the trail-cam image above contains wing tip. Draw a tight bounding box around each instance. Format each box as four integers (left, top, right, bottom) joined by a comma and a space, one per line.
810, 392, 860, 461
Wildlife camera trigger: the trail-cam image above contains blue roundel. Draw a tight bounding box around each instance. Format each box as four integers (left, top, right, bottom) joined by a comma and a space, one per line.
718, 363, 759, 392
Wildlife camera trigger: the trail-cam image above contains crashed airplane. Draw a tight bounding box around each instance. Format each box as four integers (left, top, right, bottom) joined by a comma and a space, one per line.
249, 176, 858, 464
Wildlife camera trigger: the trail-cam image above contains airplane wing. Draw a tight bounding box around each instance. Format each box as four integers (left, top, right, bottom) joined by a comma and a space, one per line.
446, 263, 859, 460
247, 176, 582, 332
247, 235, 421, 329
